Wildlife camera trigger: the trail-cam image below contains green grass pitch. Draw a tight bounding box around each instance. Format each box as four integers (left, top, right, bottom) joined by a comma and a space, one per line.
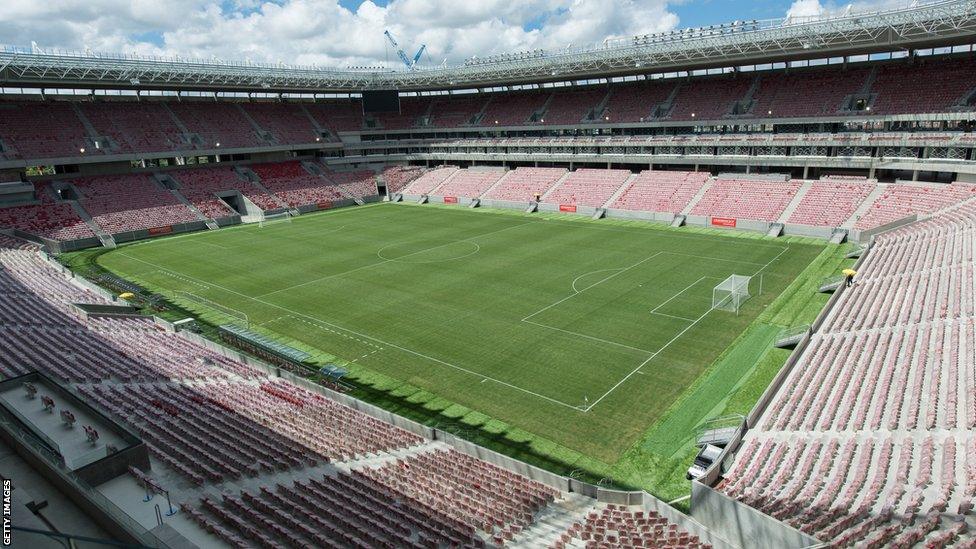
93, 203, 826, 480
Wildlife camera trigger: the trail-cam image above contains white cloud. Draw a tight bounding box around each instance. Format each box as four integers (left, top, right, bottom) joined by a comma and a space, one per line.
786, 0, 919, 21
0, 0, 680, 68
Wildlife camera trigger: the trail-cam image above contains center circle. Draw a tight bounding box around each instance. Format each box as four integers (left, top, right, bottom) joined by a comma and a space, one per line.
377, 239, 480, 263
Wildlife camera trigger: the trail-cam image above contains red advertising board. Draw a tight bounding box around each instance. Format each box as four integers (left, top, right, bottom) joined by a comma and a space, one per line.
317, 201, 334, 210
711, 217, 737, 228
559, 204, 578, 213
443, 196, 459, 204
148, 226, 173, 236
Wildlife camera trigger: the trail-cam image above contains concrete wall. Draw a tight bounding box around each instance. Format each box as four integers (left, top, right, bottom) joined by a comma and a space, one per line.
605, 208, 674, 224
781, 223, 835, 239
850, 214, 917, 243
691, 481, 821, 549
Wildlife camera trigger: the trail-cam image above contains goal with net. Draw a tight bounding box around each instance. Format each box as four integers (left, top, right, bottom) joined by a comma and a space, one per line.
712, 274, 753, 315
259, 212, 292, 228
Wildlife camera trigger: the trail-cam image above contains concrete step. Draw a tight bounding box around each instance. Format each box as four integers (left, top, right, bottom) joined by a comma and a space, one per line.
508, 494, 596, 548
681, 177, 714, 215
842, 184, 887, 228
767, 222, 784, 238
671, 214, 686, 227
777, 179, 814, 224
591, 208, 606, 220
600, 172, 637, 209
541, 170, 573, 201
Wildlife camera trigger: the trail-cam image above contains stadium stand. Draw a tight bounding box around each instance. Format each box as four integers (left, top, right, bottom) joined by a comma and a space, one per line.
750, 68, 870, 118
786, 179, 875, 227
690, 178, 801, 221
250, 161, 342, 207
0, 233, 710, 549
170, 166, 279, 217
304, 102, 365, 133
543, 168, 631, 207
167, 102, 263, 149
402, 166, 459, 194
483, 167, 567, 202
870, 57, 976, 114
240, 103, 321, 145
0, 183, 93, 241
380, 165, 426, 193
0, 101, 89, 159
479, 91, 549, 125
539, 88, 608, 124
323, 168, 377, 199
609, 170, 710, 213
853, 182, 976, 229
79, 101, 188, 153
435, 168, 506, 198
71, 174, 199, 233
552, 504, 711, 549
604, 80, 679, 122
719, 200, 976, 545
428, 95, 488, 127
667, 77, 754, 120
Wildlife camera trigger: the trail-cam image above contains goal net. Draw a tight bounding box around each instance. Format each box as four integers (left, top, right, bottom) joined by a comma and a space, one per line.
713, 274, 752, 315
259, 212, 292, 228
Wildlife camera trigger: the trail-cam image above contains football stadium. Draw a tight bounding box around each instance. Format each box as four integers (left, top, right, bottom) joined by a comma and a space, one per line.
1, 0, 975, 547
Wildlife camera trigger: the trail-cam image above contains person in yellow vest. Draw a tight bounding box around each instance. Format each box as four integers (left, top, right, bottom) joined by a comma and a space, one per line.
842, 268, 857, 288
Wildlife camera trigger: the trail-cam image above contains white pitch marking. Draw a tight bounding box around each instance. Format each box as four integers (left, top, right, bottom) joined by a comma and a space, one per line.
115, 252, 584, 411
259, 221, 530, 298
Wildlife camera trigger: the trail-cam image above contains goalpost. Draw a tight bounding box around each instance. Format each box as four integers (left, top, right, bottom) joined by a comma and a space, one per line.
258, 211, 292, 228
712, 274, 754, 315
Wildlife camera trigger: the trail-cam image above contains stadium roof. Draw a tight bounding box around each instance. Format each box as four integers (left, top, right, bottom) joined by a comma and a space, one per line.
1, 0, 975, 94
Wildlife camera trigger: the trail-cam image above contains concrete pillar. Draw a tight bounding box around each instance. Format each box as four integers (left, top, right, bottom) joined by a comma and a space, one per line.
912, 170, 919, 181
868, 166, 876, 179
745, 165, 751, 174
802, 165, 809, 179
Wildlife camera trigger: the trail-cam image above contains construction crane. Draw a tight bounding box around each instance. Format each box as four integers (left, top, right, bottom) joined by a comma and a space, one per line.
384, 30, 426, 70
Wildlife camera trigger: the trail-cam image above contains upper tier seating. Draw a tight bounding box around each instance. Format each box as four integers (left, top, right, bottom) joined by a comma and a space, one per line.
543, 168, 631, 207
871, 58, 976, 114
435, 169, 506, 198
428, 95, 488, 127
853, 182, 976, 229
690, 179, 801, 221
71, 174, 198, 233
250, 161, 341, 207
402, 166, 459, 194
719, 202, 976, 546
168, 103, 262, 149
171, 166, 279, 218
667, 77, 753, 121
483, 167, 567, 202
0, 183, 93, 241
604, 80, 678, 122
751, 68, 870, 118
380, 165, 426, 193
541, 89, 608, 125
79, 102, 187, 153
240, 103, 321, 145
610, 170, 710, 213
304, 102, 364, 133
479, 92, 549, 126
786, 180, 874, 227
0, 102, 89, 159
370, 97, 432, 130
